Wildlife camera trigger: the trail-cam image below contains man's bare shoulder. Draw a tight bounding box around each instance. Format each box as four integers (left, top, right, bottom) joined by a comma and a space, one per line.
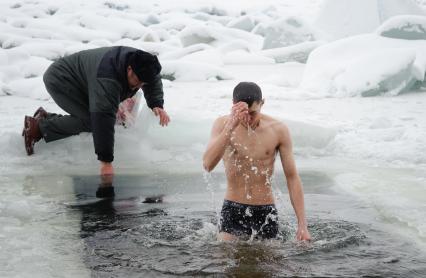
210, 115, 230, 134
261, 114, 290, 139
261, 114, 287, 129
213, 115, 229, 126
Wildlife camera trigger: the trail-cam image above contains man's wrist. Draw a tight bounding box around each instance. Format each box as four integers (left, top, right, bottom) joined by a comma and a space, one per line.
297, 220, 308, 228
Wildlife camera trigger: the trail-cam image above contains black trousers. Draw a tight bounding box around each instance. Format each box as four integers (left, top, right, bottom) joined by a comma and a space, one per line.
39, 62, 92, 142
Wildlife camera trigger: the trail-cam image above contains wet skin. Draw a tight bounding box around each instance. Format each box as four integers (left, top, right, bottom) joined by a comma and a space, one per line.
223, 113, 281, 205
203, 101, 311, 241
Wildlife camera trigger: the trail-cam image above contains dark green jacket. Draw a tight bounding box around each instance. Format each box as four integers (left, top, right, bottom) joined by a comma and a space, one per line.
54, 46, 164, 162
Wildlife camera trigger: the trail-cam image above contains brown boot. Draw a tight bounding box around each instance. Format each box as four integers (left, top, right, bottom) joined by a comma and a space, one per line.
33, 107, 48, 120
22, 116, 43, 155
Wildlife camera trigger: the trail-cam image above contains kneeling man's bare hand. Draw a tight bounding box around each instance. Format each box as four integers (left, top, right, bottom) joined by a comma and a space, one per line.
153, 107, 170, 127
100, 162, 114, 177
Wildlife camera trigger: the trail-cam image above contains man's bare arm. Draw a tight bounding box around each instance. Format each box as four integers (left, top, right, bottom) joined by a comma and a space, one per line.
203, 117, 230, 172
278, 124, 311, 241
203, 102, 249, 172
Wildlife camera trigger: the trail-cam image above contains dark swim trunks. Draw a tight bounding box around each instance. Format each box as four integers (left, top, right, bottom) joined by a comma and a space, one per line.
219, 199, 278, 239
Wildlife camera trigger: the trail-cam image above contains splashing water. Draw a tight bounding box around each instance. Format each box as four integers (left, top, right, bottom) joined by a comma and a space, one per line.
203, 171, 220, 226
3, 173, 425, 277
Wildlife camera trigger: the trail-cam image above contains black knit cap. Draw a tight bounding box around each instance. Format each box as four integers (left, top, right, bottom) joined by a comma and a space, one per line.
128, 50, 162, 83
233, 82, 262, 107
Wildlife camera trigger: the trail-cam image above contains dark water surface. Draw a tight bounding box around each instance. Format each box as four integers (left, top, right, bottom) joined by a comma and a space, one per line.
27, 172, 426, 277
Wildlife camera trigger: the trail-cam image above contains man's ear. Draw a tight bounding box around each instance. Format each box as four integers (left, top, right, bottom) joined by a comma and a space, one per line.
261, 99, 265, 106
232, 99, 237, 104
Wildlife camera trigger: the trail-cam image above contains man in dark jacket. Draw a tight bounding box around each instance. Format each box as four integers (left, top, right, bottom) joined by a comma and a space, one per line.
22, 46, 170, 176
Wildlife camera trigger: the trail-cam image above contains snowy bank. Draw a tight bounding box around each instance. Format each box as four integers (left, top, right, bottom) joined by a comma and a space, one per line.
315, 0, 425, 40
161, 61, 233, 81
179, 23, 263, 51
252, 16, 318, 49
301, 34, 426, 97
260, 41, 324, 63
377, 15, 426, 40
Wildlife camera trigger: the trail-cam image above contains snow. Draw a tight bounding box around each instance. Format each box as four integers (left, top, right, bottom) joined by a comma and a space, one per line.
377, 15, 426, 40
333, 48, 417, 97
179, 23, 263, 51
0, 81, 6, 96
315, 0, 425, 40
223, 50, 275, 65
260, 41, 324, 63
5, 77, 50, 99
226, 15, 256, 32
161, 44, 212, 60
180, 48, 224, 66
161, 61, 233, 81
253, 16, 318, 49
1, 0, 426, 275
301, 34, 426, 97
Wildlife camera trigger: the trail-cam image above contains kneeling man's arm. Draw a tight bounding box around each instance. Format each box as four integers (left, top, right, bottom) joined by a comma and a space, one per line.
279, 125, 311, 241
203, 117, 231, 172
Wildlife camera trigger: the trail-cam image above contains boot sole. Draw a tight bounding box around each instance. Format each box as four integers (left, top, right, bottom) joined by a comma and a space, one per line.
23, 116, 35, 155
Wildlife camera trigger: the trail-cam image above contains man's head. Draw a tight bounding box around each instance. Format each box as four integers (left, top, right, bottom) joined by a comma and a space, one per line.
233, 82, 262, 107
127, 50, 161, 90
233, 82, 264, 125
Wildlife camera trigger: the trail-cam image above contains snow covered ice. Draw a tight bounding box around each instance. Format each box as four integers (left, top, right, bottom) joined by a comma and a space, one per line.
377, 15, 426, 40
315, 0, 425, 40
252, 16, 319, 49
301, 34, 426, 97
1, 0, 426, 277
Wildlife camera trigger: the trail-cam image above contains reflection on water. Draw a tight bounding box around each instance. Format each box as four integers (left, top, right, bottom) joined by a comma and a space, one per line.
63, 174, 426, 277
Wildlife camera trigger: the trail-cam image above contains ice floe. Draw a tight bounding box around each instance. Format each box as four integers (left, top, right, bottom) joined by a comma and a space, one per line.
179, 23, 263, 51
301, 34, 426, 97
260, 41, 324, 63
315, 0, 425, 40
377, 15, 426, 40
252, 16, 318, 49
161, 61, 232, 81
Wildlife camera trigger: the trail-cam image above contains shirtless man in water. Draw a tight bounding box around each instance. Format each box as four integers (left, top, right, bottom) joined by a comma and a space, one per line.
203, 82, 311, 241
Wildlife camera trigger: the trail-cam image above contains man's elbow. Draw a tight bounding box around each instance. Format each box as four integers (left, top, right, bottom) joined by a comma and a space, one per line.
203, 160, 214, 172
202, 156, 215, 172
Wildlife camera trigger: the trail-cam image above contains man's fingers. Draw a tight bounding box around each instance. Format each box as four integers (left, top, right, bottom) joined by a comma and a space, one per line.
232, 102, 248, 110
159, 113, 163, 125
235, 102, 248, 110
160, 114, 165, 126
161, 112, 166, 125
232, 106, 248, 117
163, 114, 169, 126
158, 111, 169, 126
